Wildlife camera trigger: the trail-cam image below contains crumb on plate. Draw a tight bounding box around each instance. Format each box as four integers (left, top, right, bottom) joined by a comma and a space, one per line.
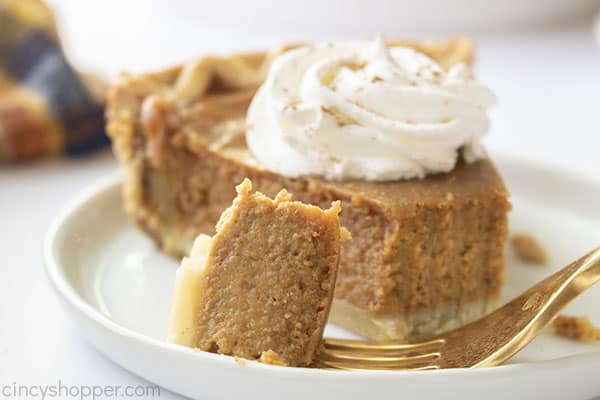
510, 233, 548, 265
259, 350, 288, 366
234, 356, 247, 366
553, 315, 600, 342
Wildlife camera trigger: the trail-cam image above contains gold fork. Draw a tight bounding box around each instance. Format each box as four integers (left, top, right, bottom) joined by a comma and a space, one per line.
316, 247, 600, 371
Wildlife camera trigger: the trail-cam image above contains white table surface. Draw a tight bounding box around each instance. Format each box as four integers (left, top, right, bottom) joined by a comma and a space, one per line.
1, 4, 600, 400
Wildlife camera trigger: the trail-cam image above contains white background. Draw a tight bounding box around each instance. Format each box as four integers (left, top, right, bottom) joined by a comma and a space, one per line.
1, 1, 600, 399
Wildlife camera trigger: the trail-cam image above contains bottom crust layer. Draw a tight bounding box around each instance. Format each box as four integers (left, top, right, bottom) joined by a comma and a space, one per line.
329, 296, 500, 341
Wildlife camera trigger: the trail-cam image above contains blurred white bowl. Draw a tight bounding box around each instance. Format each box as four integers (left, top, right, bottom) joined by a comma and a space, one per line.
162, 0, 600, 36
46, 0, 600, 77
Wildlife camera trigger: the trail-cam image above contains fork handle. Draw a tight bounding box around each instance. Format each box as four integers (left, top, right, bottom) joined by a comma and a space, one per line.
436, 246, 600, 368
523, 246, 600, 313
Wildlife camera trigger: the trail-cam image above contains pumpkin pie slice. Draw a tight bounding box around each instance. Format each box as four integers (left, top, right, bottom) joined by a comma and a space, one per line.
107, 38, 511, 341
168, 178, 345, 366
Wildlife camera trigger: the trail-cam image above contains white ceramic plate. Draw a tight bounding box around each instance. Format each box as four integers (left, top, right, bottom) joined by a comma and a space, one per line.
45, 154, 600, 400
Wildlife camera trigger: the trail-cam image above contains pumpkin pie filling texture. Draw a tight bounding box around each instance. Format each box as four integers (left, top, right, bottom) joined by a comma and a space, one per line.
107, 38, 511, 342
168, 178, 344, 366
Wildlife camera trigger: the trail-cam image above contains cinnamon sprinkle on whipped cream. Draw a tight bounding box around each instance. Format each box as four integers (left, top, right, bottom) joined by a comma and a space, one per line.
246, 38, 496, 181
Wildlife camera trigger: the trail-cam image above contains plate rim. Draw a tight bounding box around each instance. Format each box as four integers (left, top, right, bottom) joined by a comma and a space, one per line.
44, 153, 600, 381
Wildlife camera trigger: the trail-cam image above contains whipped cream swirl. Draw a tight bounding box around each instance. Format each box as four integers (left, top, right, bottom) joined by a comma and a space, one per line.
246, 38, 496, 181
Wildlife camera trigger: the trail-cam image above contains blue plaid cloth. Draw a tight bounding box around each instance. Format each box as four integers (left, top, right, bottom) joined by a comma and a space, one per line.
0, 0, 109, 161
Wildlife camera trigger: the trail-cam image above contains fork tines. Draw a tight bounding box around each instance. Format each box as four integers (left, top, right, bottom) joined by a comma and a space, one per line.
317, 338, 445, 371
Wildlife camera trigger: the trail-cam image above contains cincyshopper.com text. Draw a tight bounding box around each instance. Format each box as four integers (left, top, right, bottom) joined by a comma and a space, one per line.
2, 380, 161, 399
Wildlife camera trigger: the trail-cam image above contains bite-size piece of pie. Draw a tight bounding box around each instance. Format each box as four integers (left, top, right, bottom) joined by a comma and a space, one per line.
168, 178, 345, 366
